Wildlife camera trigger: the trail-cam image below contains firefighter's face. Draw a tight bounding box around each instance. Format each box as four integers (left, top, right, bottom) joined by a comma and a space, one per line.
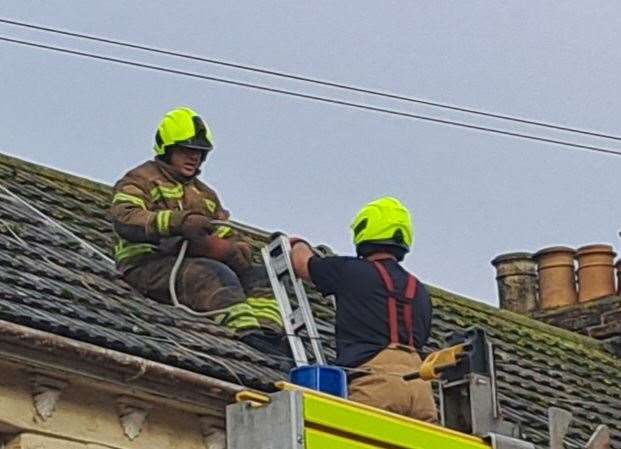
170, 147, 203, 176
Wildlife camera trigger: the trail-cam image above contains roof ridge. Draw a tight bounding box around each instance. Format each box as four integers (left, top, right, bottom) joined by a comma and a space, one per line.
428, 285, 621, 366
0, 152, 112, 194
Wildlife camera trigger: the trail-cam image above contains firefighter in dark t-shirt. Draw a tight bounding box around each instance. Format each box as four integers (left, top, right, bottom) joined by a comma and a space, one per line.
290, 197, 437, 422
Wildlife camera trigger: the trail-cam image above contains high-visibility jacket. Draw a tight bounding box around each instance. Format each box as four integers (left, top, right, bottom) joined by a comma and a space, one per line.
109, 159, 231, 272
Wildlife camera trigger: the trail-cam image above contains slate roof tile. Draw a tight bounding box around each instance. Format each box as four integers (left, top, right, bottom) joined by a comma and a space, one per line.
0, 153, 619, 448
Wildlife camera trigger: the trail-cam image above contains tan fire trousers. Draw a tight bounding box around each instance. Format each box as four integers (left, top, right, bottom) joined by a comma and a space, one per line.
349, 346, 438, 423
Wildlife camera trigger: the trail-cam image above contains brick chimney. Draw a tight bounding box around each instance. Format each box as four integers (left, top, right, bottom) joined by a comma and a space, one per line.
491, 252, 538, 314
616, 259, 621, 295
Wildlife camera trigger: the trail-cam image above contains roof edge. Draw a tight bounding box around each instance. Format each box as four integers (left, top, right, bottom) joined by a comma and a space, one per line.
0, 151, 112, 194
0, 319, 244, 411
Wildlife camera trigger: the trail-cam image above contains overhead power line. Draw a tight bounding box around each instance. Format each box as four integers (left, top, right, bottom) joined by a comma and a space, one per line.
1, 35, 621, 158
1, 17, 621, 142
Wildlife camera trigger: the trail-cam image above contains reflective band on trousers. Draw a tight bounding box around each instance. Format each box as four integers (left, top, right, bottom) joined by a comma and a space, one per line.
114, 240, 155, 262
215, 226, 233, 239
215, 303, 260, 331
247, 297, 283, 327
156, 210, 172, 236
151, 183, 184, 202
112, 192, 146, 210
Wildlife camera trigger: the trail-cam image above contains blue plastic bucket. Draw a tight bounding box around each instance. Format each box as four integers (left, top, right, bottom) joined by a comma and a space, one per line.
289, 364, 348, 398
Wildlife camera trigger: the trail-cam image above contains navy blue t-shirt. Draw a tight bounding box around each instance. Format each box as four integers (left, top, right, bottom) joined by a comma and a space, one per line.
308, 255, 432, 368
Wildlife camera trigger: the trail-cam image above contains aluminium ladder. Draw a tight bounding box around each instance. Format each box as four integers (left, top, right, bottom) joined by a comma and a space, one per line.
261, 234, 326, 366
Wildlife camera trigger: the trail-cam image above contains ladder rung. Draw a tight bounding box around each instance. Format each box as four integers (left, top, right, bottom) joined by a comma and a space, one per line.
272, 259, 289, 276
289, 310, 305, 331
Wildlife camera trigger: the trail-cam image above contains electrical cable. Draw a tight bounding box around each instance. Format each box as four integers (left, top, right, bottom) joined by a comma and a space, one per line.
0, 218, 28, 247
1, 17, 620, 142
0, 181, 114, 264
1, 35, 621, 158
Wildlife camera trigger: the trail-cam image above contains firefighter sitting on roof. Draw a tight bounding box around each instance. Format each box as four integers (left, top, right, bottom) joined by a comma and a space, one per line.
290, 197, 437, 422
109, 107, 284, 351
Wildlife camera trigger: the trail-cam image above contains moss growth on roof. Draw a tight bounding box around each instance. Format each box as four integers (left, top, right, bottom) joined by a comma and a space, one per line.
430, 286, 619, 363
0, 152, 112, 194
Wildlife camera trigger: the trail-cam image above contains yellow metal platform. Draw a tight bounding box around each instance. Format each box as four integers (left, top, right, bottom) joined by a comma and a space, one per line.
277, 381, 489, 449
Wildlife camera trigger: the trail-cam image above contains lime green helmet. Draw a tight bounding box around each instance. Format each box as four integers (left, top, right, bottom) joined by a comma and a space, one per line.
351, 197, 414, 251
154, 107, 214, 157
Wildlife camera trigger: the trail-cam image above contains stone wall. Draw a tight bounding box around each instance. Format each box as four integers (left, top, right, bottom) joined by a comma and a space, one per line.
0, 360, 218, 449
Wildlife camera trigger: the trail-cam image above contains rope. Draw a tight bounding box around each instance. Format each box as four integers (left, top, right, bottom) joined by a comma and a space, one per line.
168, 239, 187, 308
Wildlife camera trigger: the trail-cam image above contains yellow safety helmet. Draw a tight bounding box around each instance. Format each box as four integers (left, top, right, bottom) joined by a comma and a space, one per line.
154, 107, 214, 157
351, 197, 414, 251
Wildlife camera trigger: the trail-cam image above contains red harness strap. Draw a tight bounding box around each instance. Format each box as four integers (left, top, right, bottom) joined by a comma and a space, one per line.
372, 260, 418, 347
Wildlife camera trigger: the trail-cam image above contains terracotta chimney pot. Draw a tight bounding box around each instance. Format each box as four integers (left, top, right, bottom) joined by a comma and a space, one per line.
576, 244, 616, 302
491, 252, 538, 314
533, 246, 577, 310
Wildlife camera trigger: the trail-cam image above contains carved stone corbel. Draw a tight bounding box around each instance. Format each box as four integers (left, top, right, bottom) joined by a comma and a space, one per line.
30, 373, 68, 422
116, 396, 152, 440
200, 415, 226, 449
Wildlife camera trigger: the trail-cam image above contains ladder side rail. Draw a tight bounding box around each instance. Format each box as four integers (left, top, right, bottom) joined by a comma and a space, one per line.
276, 236, 327, 365
293, 277, 326, 365
261, 245, 308, 366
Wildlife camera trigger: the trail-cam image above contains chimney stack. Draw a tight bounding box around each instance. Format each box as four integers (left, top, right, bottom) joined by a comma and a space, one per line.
491, 252, 538, 314
616, 260, 621, 295
576, 244, 616, 302
533, 247, 578, 309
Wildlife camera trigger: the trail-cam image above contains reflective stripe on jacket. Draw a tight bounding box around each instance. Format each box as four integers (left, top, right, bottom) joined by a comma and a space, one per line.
110, 159, 226, 270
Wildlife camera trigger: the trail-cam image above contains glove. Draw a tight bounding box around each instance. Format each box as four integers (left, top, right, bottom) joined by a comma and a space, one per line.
269, 231, 287, 241
315, 244, 333, 257
215, 208, 230, 220
180, 214, 214, 241
188, 238, 253, 274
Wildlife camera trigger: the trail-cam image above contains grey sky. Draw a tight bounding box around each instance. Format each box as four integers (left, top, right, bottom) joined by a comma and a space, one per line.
1, 1, 620, 305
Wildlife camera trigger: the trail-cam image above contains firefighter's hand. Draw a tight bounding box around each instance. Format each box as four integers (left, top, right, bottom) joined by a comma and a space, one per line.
290, 237, 311, 249
290, 238, 314, 282
180, 214, 214, 240
215, 208, 230, 220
